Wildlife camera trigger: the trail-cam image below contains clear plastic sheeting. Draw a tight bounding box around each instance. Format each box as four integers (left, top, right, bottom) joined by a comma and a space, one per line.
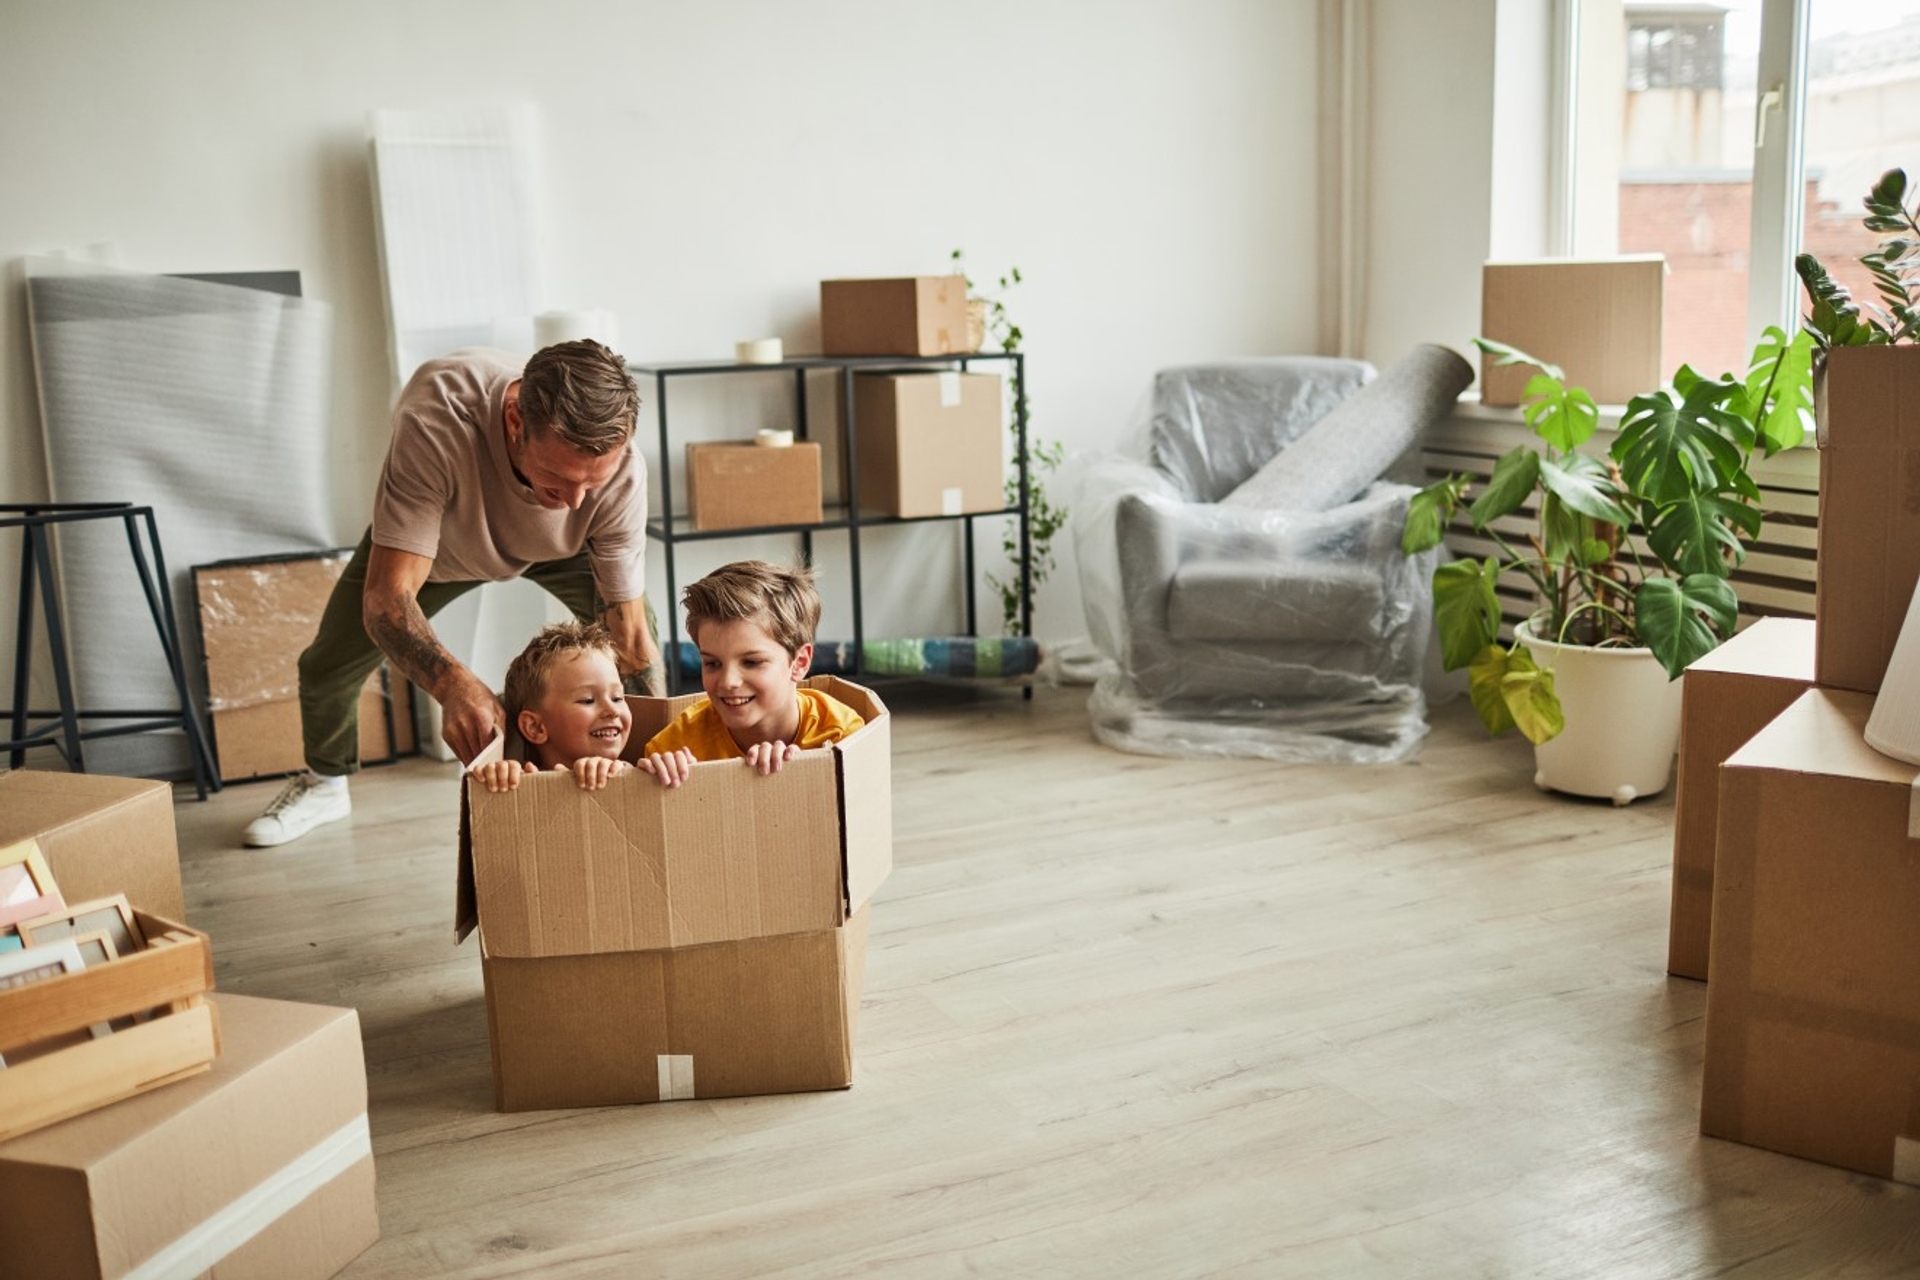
1074, 352, 1470, 764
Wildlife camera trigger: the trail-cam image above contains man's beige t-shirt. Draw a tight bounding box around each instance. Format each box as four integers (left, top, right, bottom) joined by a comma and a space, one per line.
370, 349, 647, 605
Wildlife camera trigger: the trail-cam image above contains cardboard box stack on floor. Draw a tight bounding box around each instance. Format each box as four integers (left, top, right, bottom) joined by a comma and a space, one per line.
0, 771, 379, 1277
1666, 618, 1816, 981
0, 994, 378, 1280
1696, 347, 1920, 1183
460, 676, 892, 1111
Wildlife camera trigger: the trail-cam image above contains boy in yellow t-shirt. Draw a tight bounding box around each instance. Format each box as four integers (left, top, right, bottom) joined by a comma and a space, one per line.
642, 560, 865, 785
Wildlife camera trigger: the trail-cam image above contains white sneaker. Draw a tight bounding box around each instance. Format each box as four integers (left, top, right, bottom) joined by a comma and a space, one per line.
243, 772, 351, 848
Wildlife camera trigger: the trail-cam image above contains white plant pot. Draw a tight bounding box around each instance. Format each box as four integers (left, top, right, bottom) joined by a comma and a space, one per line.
1515, 623, 1685, 806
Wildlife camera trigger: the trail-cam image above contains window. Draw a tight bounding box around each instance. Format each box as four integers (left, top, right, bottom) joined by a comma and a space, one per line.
1570, 0, 1920, 378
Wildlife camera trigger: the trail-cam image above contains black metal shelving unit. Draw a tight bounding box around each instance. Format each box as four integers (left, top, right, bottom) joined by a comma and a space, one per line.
630, 351, 1031, 695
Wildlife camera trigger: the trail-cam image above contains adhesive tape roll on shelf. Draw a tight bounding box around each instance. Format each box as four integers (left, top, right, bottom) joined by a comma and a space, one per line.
535, 310, 620, 351
736, 338, 783, 364
755, 429, 794, 448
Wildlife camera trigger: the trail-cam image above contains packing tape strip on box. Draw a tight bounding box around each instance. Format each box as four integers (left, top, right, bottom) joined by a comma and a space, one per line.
1909, 777, 1920, 838
126, 1114, 371, 1280
938, 371, 962, 407
658, 1053, 696, 1101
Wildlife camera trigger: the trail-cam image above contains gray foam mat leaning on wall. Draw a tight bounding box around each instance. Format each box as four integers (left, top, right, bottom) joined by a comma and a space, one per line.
25, 257, 337, 779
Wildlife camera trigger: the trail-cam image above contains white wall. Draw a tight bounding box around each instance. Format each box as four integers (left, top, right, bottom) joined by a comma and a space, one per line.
1362, 0, 1499, 369
0, 0, 1323, 707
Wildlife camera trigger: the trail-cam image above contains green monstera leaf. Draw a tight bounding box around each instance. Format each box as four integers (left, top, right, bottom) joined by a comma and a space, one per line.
1432, 557, 1502, 671
1644, 490, 1761, 578
1744, 325, 1814, 455
1468, 447, 1541, 527
1614, 380, 1750, 505
1635, 574, 1738, 678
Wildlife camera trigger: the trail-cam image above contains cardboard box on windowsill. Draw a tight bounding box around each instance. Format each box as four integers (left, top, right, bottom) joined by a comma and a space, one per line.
0, 993, 377, 1280
852, 371, 1005, 518
456, 676, 892, 1111
1666, 617, 1816, 982
0, 772, 184, 920
1702, 688, 1920, 1184
1479, 256, 1665, 407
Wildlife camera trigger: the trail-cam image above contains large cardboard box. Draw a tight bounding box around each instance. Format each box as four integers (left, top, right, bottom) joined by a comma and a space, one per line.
193, 552, 416, 783
1702, 688, 1920, 1183
458, 676, 891, 1111
1480, 256, 1664, 406
685, 440, 825, 531
1813, 345, 1920, 693
0, 993, 377, 1280
853, 371, 1004, 518
1666, 618, 1816, 981
820, 275, 971, 357
0, 771, 183, 919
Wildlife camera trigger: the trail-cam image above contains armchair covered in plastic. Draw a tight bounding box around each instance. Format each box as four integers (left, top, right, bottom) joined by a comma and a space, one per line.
1074, 345, 1475, 762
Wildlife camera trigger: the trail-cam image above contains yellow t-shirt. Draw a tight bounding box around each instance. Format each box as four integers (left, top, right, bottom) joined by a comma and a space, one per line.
644, 687, 866, 761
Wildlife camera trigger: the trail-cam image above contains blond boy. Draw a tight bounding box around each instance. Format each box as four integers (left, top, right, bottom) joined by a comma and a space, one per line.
472, 620, 692, 792
643, 561, 864, 785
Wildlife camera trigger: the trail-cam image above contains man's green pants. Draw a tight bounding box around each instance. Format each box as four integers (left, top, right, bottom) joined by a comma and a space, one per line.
297, 531, 656, 776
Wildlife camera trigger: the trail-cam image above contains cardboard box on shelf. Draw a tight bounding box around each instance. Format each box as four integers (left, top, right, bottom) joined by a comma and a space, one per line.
0, 771, 183, 919
1479, 256, 1665, 406
685, 440, 825, 531
0, 908, 217, 1142
0, 993, 376, 1280
1813, 345, 1920, 693
820, 275, 971, 357
193, 552, 416, 783
458, 676, 891, 1111
852, 371, 1004, 518
1666, 617, 1816, 982
1702, 688, 1920, 1183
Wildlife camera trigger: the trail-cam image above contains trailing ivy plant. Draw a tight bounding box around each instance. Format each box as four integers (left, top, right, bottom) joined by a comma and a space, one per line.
1400, 329, 1814, 745
1796, 166, 1920, 349
950, 248, 1065, 634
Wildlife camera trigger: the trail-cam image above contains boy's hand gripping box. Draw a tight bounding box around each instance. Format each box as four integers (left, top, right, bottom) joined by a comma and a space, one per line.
455, 676, 891, 1111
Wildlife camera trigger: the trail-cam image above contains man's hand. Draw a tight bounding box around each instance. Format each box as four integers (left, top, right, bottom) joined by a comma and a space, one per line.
439, 671, 507, 765
605, 596, 665, 698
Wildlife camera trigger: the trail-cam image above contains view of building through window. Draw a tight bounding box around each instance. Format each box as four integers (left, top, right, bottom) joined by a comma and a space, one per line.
1614, 1, 1920, 378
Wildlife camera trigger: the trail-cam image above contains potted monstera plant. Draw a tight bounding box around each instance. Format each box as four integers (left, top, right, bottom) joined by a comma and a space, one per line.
1402, 327, 1815, 803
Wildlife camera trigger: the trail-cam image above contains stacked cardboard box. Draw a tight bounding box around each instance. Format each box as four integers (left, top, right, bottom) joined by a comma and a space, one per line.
459, 676, 891, 1110
0, 993, 378, 1280
1697, 347, 1920, 1181
1666, 618, 1815, 981
0, 771, 183, 918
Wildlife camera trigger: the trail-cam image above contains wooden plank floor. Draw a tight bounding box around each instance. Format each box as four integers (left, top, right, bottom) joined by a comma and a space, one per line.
172, 684, 1920, 1279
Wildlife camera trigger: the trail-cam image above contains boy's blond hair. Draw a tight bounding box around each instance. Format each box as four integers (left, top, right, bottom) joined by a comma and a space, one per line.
503, 618, 619, 719
684, 561, 821, 655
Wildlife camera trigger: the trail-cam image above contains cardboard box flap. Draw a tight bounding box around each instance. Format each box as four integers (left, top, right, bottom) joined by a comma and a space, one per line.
1726, 688, 1916, 786
468, 757, 843, 958
1689, 616, 1817, 679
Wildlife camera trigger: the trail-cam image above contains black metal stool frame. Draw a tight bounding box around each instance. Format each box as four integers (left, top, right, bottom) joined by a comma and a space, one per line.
3, 502, 219, 799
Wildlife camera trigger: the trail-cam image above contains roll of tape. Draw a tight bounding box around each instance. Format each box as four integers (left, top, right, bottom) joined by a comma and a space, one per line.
535, 309, 620, 351
755, 429, 794, 448
736, 338, 784, 364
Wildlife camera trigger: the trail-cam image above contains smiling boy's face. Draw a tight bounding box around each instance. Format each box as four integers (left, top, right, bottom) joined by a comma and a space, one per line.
518, 648, 632, 768
696, 616, 812, 749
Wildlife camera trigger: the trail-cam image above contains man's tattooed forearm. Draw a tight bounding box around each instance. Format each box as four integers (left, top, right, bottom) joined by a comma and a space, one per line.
368, 603, 451, 691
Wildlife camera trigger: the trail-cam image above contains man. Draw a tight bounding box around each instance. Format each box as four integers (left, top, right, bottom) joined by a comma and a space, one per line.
243, 339, 663, 848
